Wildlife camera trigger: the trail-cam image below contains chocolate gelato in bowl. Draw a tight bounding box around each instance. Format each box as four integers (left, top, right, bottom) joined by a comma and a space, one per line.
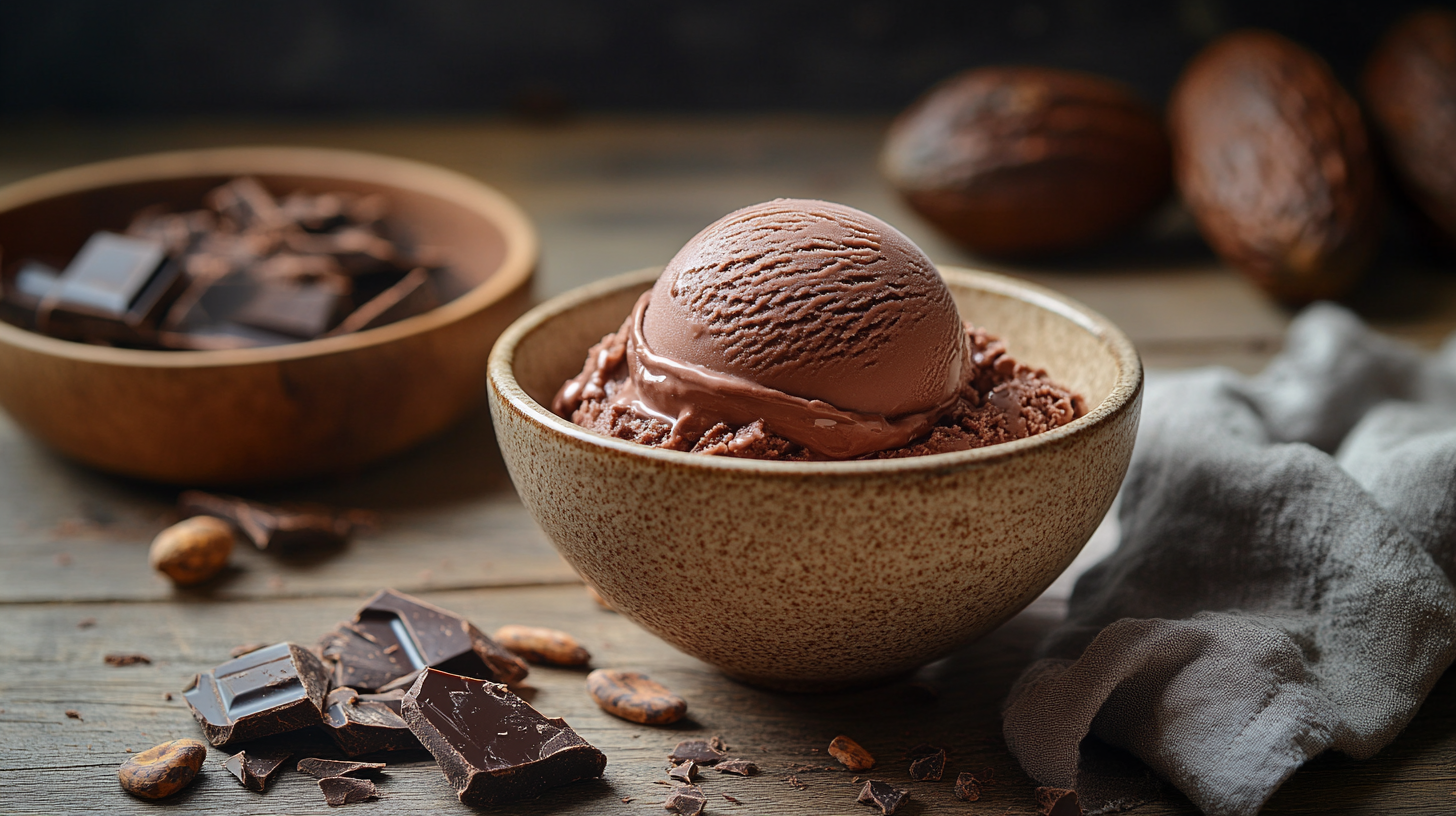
488, 200, 1141, 690
552, 199, 1084, 460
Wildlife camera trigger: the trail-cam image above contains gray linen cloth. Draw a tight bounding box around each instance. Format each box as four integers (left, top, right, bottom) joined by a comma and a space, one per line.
1003, 303, 1456, 815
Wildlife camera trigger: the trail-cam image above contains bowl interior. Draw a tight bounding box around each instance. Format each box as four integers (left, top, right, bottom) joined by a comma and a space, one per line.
512, 267, 1124, 423
0, 172, 505, 306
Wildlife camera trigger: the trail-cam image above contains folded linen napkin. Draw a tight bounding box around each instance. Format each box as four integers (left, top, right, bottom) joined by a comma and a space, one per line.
1003, 303, 1456, 816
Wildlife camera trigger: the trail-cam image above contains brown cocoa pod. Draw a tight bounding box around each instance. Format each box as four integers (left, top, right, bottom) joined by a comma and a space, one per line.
492, 624, 591, 666
1364, 10, 1456, 245
585, 668, 686, 725
149, 516, 234, 586
827, 734, 876, 771
117, 738, 208, 799
1169, 30, 1383, 304
881, 66, 1171, 258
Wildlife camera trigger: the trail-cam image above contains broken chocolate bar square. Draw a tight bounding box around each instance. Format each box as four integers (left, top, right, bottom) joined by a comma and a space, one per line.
182, 642, 329, 747
401, 668, 606, 806
857, 780, 910, 815
664, 784, 707, 815
224, 748, 291, 792
35, 232, 186, 343
668, 740, 724, 765
317, 589, 528, 693
322, 687, 420, 756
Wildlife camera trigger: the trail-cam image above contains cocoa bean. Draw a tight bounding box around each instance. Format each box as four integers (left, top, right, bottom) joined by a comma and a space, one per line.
1169, 29, 1383, 304
492, 624, 591, 666
882, 66, 1171, 258
827, 735, 875, 771
1364, 10, 1456, 246
584, 669, 686, 725
149, 516, 234, 586
117, 738, 207, 799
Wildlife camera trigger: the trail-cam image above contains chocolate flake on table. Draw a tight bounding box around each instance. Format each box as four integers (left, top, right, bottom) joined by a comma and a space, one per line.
722, 792, 744, 805
401, 668, 606, 806
668, 739, 725, 765
714, 758, 759, 776
857, 780, 910, 815
784, 774, 808, 790
180, 491, 357, 552
321, 687, 420, 756
224, 748, 291, 792
317, 588, 528, 693
663, 784, 708, 816
77, 617, 97, 628
103, 653, 151, 667
828, 735, 876, 771
65, 709, 82, 720
668, 760, 698, 782
297, 758, 386, 779
955, 771, 982, 801
1036, 786, 1084, 816
182, 641, 329, 747
319, 775, 378, 807
908, 747, 945, 781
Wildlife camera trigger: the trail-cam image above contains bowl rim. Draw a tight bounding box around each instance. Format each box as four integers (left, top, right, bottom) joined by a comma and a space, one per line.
0, 146, 538, 368
489, 265, 1143, 476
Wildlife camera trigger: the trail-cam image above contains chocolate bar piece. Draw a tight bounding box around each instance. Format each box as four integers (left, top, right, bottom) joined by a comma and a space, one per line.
402, 669, 606, 806
179, 491, 354, 552
322, 687, 420, 756
223, 748, 291, 791
36, 232, 186, 343
317, 589, 528, 693
182, 642, 329, 747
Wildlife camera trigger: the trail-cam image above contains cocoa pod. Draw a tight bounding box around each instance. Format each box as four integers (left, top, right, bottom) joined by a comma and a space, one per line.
1169, 30, 1383, 304
1364, 10, 1456, 245
827, 734, 875, 771
149, 516, 234, 586
882, 66, 1171, 258
492, 625, 591, 666
584, 668, 686, 725
117, 738, 208, 799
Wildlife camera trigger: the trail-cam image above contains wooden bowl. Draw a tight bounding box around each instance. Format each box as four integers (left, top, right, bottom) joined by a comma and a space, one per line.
0, 147, 536, 484
488, 267, 1142, 690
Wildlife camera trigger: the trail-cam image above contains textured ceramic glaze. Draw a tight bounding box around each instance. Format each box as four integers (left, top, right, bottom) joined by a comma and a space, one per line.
488, 267, 1141, 690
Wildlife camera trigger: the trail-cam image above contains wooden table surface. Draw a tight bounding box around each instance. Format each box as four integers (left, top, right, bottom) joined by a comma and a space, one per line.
3, 117, 1456, 815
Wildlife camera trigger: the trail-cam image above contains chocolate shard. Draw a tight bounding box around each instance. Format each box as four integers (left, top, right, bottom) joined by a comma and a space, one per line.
297, 757, 386, 779
223, 748, 291, 792
667, 760, 697, 782
319, 775, 378, 807
664, 784, 707, 815
401, 668, 606, 806
182, 642, 329, 747
715, 758, 758, 776
179, 491, 355, 552
668, 740, 725, 765
908, 747, 945, 781
857, 780, 910, 815
321, 687, 421, 756
954, 771, 982, 802
1036, 786, 1083, 816
317, 589, 528, 693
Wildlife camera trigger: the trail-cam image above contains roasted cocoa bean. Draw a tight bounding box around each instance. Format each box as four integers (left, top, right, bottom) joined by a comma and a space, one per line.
492, 624, 591, 666
149, 516, 234, 586
117, 738, 208, 799
585, 669, 686, 725
828, 735, 876, 771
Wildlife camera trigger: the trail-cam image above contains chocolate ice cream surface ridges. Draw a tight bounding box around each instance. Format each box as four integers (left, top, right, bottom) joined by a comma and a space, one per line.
554, 199, 1084, 460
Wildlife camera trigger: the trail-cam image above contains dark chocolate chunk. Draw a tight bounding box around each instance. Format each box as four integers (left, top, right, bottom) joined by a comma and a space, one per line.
715, 758, 758, 776
401, 668, 606, 806
182, 642, 329, 747
669, 740, 725, 765
103, 653, 151, 667
908, 747, 945, 781
319, 776, 378, 807
35, 233, 186, 344
297, 757, 386, 779
1036, 786, 1083, 816
318, 589, 528, 692
954, 771, 982, 801
668, 760, 697, 782
857, 780, 910, 815
322, 687, 420, 756
224, 748, 291, 792
179, 491, 355, 552
663, 784, 707, 816
221, 279, 347, 339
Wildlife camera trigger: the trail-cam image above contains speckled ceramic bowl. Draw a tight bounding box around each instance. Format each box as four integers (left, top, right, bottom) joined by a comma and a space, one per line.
488, 266, 1141, 691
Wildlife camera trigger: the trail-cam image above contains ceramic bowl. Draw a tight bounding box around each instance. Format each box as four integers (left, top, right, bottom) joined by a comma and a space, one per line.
0, 147, 536, 484
488, 266, 1141, 690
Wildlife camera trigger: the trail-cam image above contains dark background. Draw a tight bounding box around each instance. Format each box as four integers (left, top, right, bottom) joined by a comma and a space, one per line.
1, 0, 1451, 119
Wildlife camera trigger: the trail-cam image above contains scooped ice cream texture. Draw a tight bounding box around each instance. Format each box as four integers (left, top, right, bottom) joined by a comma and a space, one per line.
552, 199, 1083, 460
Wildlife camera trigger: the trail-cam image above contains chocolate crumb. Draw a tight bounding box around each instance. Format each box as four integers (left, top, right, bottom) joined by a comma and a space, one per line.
104, 653, 152, 667
77, 617, 97, 628
1036, 786, 1083, 816
857, 780, 910, 815
663, 784, 707, 815
784, 774, 808, 790
163, 692, 173, 701
320, 776, 378, 806
65, 709, 82, 720
715, 758, 758, 776
722, 792, 744, 805
908, 748, 945, 781
622, 796, 633, 803
955, 772, 982, 801
710, 736, 729, 752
